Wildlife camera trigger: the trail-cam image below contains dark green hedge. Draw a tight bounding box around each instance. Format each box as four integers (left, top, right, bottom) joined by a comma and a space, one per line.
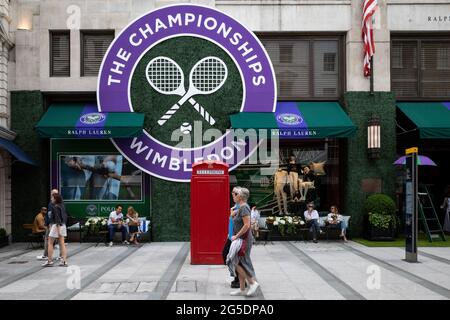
150, 177, 190, 241
343, 92, 397, 237
10, 91, 48, 241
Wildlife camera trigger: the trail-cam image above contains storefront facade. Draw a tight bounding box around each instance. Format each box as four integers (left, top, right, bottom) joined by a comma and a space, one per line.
8, 0, 450, 240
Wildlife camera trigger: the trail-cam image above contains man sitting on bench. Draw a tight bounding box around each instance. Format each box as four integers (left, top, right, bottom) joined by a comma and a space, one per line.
108, 205, 129, 247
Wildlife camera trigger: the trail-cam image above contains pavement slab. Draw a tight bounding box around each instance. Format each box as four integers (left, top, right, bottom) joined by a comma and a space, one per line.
0, 241, 447, 300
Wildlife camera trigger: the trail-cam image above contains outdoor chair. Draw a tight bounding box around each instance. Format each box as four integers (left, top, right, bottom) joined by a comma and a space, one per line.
256, 217, 273, 245
22, 224, 44, 249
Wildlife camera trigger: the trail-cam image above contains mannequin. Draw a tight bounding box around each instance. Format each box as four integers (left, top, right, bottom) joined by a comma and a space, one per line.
274, 168, 289, 215
287, 156, 300, 201
300, 165, 315, 201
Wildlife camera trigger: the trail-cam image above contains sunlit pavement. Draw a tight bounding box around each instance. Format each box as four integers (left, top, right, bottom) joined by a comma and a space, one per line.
0, 241, 448, 300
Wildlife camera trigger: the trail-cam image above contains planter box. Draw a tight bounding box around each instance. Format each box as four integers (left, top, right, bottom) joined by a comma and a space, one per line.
367, 224, 396, 241
266, 226, 299, 241
0, 236, 9, 248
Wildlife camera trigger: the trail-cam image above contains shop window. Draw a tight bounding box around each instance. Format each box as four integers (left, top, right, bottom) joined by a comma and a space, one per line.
260, 35, 343, 99
230, 139, 341, 215
81, 31, 114, 76
50, 31, 70, 77
59, 154, 143, 201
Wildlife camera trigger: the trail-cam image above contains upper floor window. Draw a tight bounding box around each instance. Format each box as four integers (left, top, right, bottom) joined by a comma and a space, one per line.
81, 31, 114, 76
260, 35, 343, 99
50, 31, 70, 77
391, 37, 450, 98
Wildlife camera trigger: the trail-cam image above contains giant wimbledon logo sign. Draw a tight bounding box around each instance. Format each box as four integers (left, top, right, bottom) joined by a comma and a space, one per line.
97, 4, 276, 182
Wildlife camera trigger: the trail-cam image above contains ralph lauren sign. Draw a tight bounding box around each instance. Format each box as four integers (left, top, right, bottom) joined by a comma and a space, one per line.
428, 16, 450, 23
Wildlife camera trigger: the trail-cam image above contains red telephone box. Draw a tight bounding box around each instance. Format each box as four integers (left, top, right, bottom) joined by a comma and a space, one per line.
190, 161, 229, 264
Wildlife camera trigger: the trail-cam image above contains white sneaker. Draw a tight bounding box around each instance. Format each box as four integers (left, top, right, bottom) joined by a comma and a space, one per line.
36, 255, 48, 260
41, 260, 54, 267
246, 282, 260, 297
108, 241, 113, 247
230, 289, 247, 296
123, 240, 130, 245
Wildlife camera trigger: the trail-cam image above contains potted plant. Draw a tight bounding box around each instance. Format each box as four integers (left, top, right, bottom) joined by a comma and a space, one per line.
0, 228, 8, 248
364, 194, 397, 241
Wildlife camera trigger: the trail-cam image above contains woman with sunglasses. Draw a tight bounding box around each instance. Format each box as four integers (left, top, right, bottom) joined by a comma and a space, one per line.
229, 187, 260, 297
327, 205, 348, 242
304, 202, 321, 243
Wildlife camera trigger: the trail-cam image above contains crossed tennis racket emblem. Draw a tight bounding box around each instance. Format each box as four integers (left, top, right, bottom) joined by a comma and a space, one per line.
145, 56, 228, 126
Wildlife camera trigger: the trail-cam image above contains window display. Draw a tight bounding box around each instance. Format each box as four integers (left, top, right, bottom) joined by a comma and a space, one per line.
230, 140, 341, 215
59, 154, 143, 201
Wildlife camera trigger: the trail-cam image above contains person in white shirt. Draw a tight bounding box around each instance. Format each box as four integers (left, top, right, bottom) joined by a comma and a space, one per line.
304, 202, 321, 243
250, 205, 260, 239
327, 205, 348, 242
108, 205, 129, 246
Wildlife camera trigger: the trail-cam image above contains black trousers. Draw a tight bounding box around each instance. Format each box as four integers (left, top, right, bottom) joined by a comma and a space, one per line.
222, 238, 232, 265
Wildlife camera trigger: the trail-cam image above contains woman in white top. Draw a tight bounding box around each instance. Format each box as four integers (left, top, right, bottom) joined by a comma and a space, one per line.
304, 202, 321, 243
440, 191, 450, 233
327, 205, 348, 242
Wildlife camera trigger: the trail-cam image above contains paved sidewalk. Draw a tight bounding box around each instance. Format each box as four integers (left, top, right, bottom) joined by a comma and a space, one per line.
0, 241, 448, 300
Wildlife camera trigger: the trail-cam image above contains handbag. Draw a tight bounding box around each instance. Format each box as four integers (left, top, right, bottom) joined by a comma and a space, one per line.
238, 230, 250, 256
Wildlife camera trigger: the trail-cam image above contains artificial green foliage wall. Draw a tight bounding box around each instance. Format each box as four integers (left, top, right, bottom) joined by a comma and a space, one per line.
130, 36, 242, 147
343, 92, 397, 237
150, 177, 190, 241
10, 91, 48, 241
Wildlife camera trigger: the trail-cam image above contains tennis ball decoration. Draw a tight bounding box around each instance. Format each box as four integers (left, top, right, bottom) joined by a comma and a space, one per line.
180, 122, 192, 135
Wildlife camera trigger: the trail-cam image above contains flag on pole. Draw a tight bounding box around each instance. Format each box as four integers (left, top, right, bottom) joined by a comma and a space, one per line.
362, 0, 378, 77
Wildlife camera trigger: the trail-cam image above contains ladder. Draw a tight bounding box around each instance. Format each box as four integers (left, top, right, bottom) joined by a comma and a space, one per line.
418, 185, 446, 242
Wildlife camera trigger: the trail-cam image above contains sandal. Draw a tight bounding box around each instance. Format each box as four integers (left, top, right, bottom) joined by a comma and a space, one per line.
42, 260, 54, 267
59, 260, 68, 267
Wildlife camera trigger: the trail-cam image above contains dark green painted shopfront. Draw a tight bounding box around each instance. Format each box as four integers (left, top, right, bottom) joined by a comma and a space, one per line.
9, 34, 450, 241
10, 90, 398, 241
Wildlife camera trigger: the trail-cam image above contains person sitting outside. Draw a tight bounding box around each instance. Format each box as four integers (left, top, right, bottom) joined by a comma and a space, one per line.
32, 207, 47, 235
303, 202, 322, 243
327, 205, 348, 242
126, 206, 140, 245
108, 205, 129, 247
250, 204, 260, 241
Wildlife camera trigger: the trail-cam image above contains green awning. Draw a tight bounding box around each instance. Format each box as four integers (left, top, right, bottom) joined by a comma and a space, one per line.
36, 103, 144, 138
397, 102, 450, 139
230, 101, 356, 139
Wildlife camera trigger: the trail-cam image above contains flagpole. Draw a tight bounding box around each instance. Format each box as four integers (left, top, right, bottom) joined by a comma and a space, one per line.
370, 56, 374, 96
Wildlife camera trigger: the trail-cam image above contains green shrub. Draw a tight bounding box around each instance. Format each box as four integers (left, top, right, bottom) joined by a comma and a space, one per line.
364, 194, 397, 230
364, 194, 396, 216
0, 228, 6, 237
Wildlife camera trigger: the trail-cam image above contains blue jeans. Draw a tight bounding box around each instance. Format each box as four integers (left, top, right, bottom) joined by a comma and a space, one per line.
340, 220, 347, 234
108, 224, 127, 242
307, 219, 321, 240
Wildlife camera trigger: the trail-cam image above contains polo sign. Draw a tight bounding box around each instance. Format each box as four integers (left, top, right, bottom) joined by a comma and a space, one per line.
97, 4, 276, 182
